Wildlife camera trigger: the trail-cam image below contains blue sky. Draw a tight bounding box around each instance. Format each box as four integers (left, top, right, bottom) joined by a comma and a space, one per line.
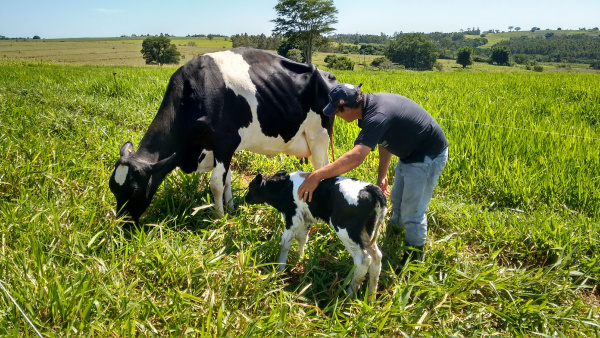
1, 0, 598, 39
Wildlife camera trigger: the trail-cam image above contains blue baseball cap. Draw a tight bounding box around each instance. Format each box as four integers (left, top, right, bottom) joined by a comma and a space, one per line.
323, 83, 362, 116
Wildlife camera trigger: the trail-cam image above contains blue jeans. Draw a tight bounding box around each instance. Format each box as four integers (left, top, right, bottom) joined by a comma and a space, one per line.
389, 148, 448, 247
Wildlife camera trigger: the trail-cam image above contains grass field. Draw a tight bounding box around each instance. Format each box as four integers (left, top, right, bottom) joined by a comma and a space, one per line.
3, 36, 599, 74
0, 37, 233, 66
1, 55, 599, 336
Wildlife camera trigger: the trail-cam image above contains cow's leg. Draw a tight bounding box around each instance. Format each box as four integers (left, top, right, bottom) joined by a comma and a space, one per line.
224, 169, 233, 211
305, 127, 330, 169
210, 137, 239, 217
278, 228, 296, 272
210, 160, 228, 217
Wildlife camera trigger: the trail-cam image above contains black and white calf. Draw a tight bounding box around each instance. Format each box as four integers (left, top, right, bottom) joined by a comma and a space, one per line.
244, 170, 387, 300
109, 48, 338, 223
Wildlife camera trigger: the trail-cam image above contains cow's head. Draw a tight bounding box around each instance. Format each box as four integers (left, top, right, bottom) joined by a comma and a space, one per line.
318, 69, 338, 89
317, 69, 338, 101
109, 141, 176, 223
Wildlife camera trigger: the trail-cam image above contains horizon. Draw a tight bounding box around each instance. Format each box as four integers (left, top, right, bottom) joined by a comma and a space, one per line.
5, 27, 597, 41
1, 0, 599, 40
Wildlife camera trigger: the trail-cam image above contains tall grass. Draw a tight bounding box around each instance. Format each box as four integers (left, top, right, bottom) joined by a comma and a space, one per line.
1, 60, 599, 336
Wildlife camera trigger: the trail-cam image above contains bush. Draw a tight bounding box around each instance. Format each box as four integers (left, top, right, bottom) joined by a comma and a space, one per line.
324, 55, 354, 70
287, 49, 304, 63
533, 65, 544, 72
513, 54, 529, 65
187, 41, 197, 47
370, 56, 389, 67
473, 56, 487, 63
369, 57, 395, 70
590, 61, 600, 70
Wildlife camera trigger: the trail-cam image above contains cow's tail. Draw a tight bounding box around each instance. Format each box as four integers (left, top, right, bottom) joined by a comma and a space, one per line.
329, 130, 336, 163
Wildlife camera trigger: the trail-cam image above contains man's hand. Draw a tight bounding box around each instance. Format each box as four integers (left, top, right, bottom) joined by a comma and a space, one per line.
297, 172, 320, 202
377, 176, 391, 197
296, 144, 371, 203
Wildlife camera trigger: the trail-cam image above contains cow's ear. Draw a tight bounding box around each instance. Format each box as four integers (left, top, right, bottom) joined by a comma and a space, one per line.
120, 141, 136, 159
151, 153, 177, 179
251, 174, 263, 184
274, 170, 287, 177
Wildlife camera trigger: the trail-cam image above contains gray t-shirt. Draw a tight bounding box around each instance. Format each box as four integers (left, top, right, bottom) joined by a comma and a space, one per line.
355, 93, 448, 163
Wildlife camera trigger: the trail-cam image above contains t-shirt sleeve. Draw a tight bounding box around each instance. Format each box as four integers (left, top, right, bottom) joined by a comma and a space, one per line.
354, 113, 389, 150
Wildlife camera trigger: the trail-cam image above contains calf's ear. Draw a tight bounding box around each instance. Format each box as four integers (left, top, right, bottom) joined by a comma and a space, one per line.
120, 141, 136, 159
274, 170, 287, 177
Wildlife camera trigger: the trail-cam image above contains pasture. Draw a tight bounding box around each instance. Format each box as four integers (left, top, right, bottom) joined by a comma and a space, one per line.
0, 37, 233, 66
3, 37, 598, 74
0, 58, 599, 336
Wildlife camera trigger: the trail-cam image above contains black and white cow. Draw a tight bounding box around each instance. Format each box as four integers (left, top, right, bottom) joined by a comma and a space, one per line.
109, 48, 338, 222
244, 170, 387, 301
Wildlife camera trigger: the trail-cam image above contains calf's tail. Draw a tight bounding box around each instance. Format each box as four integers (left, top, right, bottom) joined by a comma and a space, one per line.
368, 197, 388, 248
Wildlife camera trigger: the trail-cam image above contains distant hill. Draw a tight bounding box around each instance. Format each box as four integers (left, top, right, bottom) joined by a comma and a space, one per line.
472, 29, 600, 48
476, 30, 600, 63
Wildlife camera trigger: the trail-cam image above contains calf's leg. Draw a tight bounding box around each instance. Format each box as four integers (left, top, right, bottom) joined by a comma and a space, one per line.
277, 228, 296, 272
336, 227, 371, 298
365, 244, 382, 302
295, 225, 310, 259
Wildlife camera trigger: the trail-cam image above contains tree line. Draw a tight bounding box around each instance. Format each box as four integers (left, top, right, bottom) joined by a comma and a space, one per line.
231, 34, 282, 50
494, 34, 600, 64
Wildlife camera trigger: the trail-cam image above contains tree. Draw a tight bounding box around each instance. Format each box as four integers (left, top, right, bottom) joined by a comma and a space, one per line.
140, 36, 181, 65
272, 0, 338, 64
456, 45, 473, 68
385, 33, 438, 70
490, 45, 511, 66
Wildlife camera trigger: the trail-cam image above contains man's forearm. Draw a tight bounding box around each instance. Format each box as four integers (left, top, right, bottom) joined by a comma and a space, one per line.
313, 145, 371, 180
377, 146, 393, 184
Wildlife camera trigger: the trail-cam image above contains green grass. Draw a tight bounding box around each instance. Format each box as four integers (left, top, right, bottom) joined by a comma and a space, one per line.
0, 37, 232, 66
1, 59, 599, 336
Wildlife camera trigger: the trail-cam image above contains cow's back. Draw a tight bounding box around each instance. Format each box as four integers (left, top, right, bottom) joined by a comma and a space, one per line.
174, 48, 334, 159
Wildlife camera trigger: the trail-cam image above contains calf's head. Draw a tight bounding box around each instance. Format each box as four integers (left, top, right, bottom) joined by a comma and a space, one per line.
109, 141, 176, 223
244, 170, 289, 205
